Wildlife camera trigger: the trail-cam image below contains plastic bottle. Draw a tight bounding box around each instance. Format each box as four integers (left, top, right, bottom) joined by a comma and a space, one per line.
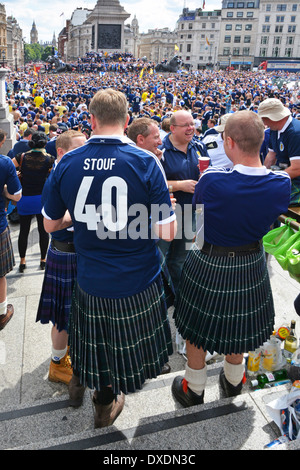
283, 320, 297, 362
251, 369, 288, 389
262, 335, 282, 371
291, 339, 300, 366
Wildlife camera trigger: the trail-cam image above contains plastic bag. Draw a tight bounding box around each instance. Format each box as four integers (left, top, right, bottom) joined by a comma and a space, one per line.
263, 222, 296, 255
266, 389, 300, 442
286, 247, 300, 282
273, 230, 300, 270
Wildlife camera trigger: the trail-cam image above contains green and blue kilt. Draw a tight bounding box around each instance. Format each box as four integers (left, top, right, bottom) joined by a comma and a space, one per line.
69, 275, 173, 395
36, 243, 77, 332
0, 227, 15, 277
174, 244, 275, 355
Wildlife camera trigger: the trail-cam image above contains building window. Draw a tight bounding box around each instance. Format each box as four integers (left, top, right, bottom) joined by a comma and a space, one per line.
226, 24, 232, 30
260, 47, 267, 56
245, 24, 252, 30
227, 12, 233, 17
292, 4, 297, 11
272, 47, 280, 57
244, 35, 251, 43
265, 16, 270, 22
276, 16, 285, 22
228, 2, 234, 7
288, 25, 296, 32
224, 35, 231, 42
277, 4, 286, 11
285, 48, 293, 57
223, 47, 230, 55
262, 25, 270, 32
273, 36, 282, 45
275, 25, 283, 32
286, 36, 295, 45
291, 16, 296, 22
234, 36, 241, 43
235, 24, 242, 30
266, 4, 271, 11
247, 12, 254, 17
243, 47, 250, 55
187, 44, 191, 52
188, 23, 193, 29
261, 36, 269, 45
237, 12, 244, 17
237, 2, 244, 7
233, 47, 240, 55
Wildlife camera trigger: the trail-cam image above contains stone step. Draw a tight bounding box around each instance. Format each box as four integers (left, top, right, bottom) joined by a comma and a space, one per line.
1, 363, 297, 451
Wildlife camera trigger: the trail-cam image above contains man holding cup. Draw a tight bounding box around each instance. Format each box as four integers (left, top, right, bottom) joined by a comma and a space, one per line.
159, 110, 209, 292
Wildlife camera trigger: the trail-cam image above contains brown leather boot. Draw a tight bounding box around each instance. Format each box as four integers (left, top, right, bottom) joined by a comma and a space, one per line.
68, 373, 85, 407
0, 304, 14, 330
92, 392, 125, 428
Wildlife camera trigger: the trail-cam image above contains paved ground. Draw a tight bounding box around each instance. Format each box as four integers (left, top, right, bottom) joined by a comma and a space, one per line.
0, 218, 300, 451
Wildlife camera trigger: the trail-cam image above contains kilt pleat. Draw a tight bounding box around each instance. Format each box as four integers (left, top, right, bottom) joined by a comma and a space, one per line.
69, 276, 173, 395
0, 227, 15, 277
36, 244, 77, 331
174, 245, 275, 355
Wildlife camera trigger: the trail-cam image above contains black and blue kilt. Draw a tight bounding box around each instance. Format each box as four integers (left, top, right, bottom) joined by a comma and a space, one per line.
36, 243, 77, 332
174, 244, 275, 355
68, 276, 173, 395
0, 226, 15, 277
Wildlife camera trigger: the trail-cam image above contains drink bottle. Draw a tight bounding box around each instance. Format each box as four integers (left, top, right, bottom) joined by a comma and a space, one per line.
251, 369, 288, 388
283, 320, 297, 362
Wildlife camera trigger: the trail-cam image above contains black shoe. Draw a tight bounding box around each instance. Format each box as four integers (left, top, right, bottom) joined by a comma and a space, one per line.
160, 363, 171, 375
172, 376, 204, 408
19, 263, 26, 273
219, 369, 243, 398
40, 261, 46, 270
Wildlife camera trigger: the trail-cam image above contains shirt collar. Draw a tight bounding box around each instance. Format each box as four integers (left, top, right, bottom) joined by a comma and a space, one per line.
87, 135, 133, 144
278, 115, 292, 137
233, 164, 269, 175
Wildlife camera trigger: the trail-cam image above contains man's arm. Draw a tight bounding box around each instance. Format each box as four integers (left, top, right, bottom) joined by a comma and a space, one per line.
285, 159, 300, 179
154, 219, 177, 242
3, 185, 22, 202
43, 210, 72, 233
263, 150, 276, 168
167, 179, 197, 194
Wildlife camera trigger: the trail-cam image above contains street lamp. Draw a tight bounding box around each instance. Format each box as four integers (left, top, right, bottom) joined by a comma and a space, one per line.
1, 51, 5, 67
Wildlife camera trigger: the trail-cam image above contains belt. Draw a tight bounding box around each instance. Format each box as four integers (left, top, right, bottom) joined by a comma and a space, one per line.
201, 241, 261, 258
51, 239, 76, 253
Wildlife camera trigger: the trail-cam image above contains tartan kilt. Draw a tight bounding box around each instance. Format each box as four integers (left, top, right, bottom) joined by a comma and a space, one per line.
174, 244, 275, 355
0, 226, 15, 277
36, 243, 77, 332
68, 276, 173, 395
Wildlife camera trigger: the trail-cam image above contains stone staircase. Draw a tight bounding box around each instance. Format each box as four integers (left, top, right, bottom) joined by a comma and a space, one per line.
1, 360, 298, 451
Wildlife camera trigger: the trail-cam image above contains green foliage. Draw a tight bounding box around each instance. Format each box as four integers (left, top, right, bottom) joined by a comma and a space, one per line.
24, 44, 54, 64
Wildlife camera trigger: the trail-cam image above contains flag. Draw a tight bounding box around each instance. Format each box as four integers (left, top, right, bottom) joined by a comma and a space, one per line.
203, 0, 205, 9
140, 68, 144, 79
206, 37, 210, 46
60, 12, 64, 16
175, 44, 179, 51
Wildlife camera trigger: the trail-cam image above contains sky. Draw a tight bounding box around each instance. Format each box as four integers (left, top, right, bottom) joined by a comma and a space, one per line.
3, 0, 223, 43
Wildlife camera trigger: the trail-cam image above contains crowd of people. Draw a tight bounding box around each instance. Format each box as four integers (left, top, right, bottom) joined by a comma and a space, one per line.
0, 60, 300, 429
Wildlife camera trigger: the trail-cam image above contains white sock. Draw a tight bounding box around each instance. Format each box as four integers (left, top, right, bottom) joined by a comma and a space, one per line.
224, 359, 245, 387
184, 364, 207, 395
52, 346, 67, 363
0, 299, 7, 316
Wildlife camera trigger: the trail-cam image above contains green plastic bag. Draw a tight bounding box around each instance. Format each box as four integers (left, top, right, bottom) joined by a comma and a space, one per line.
273, 230, 300, 270
263, 221, 296, 255
287, 246, 300, 282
